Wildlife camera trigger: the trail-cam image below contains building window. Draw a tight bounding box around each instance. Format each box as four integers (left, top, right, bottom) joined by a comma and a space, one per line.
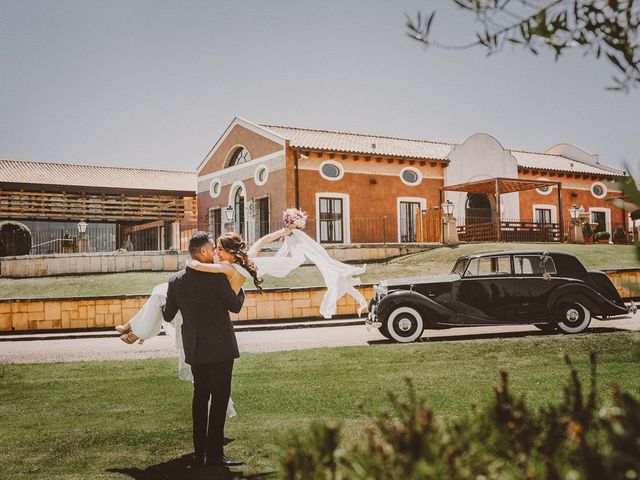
234, 188, 245, 236
591, 182, 607, 199
319, 160, 344, 181
228, 147, 251, 167
209, 179, 221, 198
536, 178, 553, 195
534, 208, 552, 224
399, 201, 421, 242
318, 197, 344, 243
254, 165, 269, 186
591, 211, 607, 233
255, 197, 270, 239
209, 208, 222, 240
400, 167, 422, 186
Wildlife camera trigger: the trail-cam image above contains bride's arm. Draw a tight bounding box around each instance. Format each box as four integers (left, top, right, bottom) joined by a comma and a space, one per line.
186, 260, 234, 278
247, 227, 292, 258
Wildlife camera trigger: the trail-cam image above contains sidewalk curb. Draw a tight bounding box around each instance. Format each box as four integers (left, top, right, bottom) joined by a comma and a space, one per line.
0, 318, 366, 342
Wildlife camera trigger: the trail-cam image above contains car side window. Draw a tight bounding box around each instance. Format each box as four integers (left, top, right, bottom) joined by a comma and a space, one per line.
464, 256, 511, 277
514, 255, 557, 276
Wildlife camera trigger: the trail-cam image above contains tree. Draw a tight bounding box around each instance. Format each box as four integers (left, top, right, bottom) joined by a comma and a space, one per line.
406, 1, 640, 92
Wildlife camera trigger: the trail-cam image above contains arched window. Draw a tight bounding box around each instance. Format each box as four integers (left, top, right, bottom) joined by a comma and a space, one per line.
228, 147, 251, 167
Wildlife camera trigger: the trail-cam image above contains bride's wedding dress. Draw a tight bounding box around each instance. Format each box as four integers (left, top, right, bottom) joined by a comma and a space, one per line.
128, 230, 367, 409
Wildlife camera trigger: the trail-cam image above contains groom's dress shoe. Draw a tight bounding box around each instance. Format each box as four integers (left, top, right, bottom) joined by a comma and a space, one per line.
189, 453, 205, 466
206, 455, 244, 467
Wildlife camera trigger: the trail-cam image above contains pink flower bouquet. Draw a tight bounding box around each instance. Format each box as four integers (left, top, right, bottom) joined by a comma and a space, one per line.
283, 208, 308, 230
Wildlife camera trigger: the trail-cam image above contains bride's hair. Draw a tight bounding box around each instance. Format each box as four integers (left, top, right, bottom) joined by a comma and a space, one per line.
218, 232, 263, 292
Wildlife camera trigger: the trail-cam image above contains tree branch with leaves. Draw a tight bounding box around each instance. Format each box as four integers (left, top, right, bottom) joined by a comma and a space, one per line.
407, 0, 640, 92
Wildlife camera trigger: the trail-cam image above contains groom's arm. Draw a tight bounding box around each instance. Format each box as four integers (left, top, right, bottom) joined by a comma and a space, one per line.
162, 280, 179, 322
214, 274, 245, 313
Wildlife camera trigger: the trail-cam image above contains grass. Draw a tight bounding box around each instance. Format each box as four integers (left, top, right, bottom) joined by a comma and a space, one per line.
1, 332, 640, 479
1, 243, 637, 299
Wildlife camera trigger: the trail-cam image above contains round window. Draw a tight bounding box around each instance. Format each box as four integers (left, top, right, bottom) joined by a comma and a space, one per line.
321, 163, 340, 178
254, 165, 269, 186
591, 182, 607, 198
536, 178, 553, 195
402, 170, 418, 184
319, 161, 344, 181
400, 167, 422, 186
209, 179, 222, 198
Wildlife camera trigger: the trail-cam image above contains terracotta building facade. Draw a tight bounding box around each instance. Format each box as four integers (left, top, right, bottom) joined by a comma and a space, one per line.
197, 117, 629, 245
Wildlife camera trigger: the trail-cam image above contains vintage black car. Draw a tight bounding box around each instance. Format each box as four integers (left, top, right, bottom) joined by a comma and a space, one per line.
366, 250, 636, 343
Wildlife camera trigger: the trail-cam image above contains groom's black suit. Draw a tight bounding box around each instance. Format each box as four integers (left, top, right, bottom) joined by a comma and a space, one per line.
163, 268, 244, 462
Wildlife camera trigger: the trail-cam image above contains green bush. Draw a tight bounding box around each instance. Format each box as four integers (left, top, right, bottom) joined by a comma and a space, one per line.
581, 221, 593, 240
282, 353, 640, 480
594, 231, 611, 242
0, 221, 32, 256
613, 226, 628, 244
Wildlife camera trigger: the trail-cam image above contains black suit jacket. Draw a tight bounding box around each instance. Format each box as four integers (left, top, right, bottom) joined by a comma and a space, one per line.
162, 268, 244, 365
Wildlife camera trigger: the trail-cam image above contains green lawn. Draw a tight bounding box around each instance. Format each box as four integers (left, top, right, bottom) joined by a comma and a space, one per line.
1, 332, 639, 479
0, 243, 637, 300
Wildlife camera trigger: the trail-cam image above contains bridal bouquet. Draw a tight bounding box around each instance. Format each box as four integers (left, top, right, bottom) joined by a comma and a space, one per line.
283, 208, 307, 230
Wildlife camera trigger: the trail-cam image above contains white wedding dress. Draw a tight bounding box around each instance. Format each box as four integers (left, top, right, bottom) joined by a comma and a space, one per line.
128, 230, 368, 413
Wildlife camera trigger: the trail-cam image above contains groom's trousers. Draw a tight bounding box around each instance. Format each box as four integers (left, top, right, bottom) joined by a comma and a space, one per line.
191, 359, 234, 459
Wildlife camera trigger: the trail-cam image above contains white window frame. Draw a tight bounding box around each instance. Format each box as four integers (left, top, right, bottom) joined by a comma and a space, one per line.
591, 181, 608, 199
532, 204, 557, 223
209, 178, 222, 199
254, 164, 269, 186
589, 207, 611, 234
319, 160, 344, 181
399, 166, 422, 186
396, 197, 427, 243
315, 192, 350, 244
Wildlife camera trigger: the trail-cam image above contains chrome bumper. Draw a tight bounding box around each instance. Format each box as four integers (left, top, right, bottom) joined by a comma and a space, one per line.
366, 303, 381, 328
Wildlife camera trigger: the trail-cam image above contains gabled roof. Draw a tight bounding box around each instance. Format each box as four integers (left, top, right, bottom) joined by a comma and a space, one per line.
511, 150, 625, 177
260, 124, 452, 160
0, 159, 196, 194
258, 123, 624, 177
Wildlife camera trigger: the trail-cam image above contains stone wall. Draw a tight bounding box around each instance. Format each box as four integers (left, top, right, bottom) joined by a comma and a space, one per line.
0, 245, 431, 278
1, 270, 636, 333
0, 285, 374, 332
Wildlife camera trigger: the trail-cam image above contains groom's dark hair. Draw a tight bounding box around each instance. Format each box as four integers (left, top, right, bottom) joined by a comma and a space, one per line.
188, 231, 212, 256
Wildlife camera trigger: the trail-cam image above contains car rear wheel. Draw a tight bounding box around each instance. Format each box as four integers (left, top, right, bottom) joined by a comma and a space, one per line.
386, 306, 424, 343
556, 302, 591, 334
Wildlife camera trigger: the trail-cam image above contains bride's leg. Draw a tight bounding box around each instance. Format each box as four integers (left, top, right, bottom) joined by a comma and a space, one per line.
120, 332, 145, 344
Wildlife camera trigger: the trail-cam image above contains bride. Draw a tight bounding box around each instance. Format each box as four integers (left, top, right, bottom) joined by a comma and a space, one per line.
115, 209, 368, 380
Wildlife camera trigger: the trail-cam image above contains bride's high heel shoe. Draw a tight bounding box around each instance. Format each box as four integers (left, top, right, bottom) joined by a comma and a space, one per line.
115, 324, 131, 334
120, 332, 144, 345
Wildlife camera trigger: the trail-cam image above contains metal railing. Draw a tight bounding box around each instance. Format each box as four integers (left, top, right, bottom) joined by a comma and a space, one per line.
456, 217, 561, 242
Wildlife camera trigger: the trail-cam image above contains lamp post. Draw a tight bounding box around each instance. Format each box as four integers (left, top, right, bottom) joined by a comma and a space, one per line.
224, 205, 235, 232
440, 200, 458, 245
568, 204, 584, 244
76, 219, 89, 252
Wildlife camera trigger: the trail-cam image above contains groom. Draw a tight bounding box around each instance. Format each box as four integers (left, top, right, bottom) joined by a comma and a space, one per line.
162, 231, 245, 467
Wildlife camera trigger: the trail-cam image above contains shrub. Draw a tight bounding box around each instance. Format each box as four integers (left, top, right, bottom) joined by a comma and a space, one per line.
0, 221, 32, 256
581, 221, 593, 240
594, 231, 611, 242
282, 353, 640, 480
613, 225, 628, 244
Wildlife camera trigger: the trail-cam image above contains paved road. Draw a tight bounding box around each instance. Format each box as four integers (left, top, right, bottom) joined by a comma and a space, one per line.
1, 312, 638, 364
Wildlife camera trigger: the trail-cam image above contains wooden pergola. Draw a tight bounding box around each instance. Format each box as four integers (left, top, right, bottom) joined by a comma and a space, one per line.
439, 177, 564, 242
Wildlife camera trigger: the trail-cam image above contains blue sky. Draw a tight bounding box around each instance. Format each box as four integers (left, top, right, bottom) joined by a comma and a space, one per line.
1, 0, 638, 175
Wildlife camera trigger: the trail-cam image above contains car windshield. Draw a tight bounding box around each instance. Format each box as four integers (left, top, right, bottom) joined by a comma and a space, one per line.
451, 258, 468, 276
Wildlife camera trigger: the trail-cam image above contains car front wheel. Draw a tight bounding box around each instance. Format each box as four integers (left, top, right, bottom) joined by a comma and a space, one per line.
386, 306, 424, 343
556, 302, 591, 334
